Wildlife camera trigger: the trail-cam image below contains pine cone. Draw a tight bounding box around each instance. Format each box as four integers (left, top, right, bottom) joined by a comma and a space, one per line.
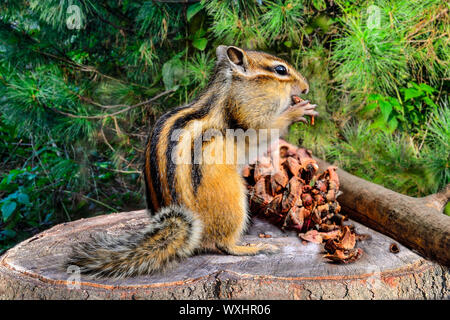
244, 139, 341, 232
243, 139, 364, 263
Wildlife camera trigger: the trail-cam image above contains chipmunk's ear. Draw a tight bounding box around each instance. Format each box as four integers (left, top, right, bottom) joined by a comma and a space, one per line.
216, 45, 248, 74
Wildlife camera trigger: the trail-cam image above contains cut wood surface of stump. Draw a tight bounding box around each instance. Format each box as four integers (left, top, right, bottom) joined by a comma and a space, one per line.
0, 210, 449, 300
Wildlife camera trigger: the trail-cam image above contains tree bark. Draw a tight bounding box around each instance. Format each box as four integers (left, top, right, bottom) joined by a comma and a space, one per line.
0, 210, 448, 299
0, 161, 449, 299
315, 158, 450, 266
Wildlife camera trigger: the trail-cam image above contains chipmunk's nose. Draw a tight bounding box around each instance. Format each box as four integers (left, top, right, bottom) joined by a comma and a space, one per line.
299, 78, 309, 95
292, 80, 309, 97
291, 71, 309, 96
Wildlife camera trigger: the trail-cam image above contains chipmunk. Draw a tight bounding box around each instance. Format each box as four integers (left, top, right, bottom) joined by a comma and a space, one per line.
66, 45, 318, 278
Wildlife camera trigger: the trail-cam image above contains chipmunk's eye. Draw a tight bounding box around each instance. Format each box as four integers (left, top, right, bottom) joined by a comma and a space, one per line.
274, 65, 288, 75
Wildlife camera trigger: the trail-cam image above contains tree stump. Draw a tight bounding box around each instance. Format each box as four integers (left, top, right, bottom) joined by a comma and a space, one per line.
0, 210, 448, 299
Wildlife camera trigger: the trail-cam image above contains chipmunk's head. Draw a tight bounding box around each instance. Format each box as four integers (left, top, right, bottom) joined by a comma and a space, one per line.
216, 45, 309, 129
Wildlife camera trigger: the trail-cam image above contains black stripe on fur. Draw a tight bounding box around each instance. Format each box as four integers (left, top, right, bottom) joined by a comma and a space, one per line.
191, 133, 203, 195
165, 94, 217, 202
147, 105, 190, 208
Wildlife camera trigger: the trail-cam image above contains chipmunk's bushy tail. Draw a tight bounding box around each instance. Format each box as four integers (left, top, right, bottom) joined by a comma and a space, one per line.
65, 205, 203, 279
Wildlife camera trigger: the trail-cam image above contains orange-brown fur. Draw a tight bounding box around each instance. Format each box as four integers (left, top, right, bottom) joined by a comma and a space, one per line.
65, 46, 317, 278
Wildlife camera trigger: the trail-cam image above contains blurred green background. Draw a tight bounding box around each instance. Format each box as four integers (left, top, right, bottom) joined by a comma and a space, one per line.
0, 0, 449, 253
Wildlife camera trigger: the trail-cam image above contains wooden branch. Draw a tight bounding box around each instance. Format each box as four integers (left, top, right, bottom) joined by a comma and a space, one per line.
315, 157, 450, 266
53, 89, 175, 119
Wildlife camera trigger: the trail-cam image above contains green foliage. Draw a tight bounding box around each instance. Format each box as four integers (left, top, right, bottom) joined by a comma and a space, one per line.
289, 98, 449, 197
445, 202, 450, 217
260, 0, 306, 45
1, 166, 55, 253
328, 122, 434, 195
363, 82, 439, 133
203, 0, 264, 48
186, 52, 215, 98
331, 0, 447, 104
136, 2, 183, 41
422, 101, 450, 193
0, 0, 448, 251
332, 16, 408, 96
0, 126, 142, 252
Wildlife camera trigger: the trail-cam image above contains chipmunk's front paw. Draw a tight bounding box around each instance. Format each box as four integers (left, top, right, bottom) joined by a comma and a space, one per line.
290, 97, 318, 124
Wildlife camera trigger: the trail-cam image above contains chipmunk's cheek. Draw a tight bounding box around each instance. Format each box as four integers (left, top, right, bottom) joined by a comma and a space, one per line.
278, 100, 292, 115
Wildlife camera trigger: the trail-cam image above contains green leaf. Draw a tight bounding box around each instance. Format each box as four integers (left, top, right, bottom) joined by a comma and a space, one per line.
410, 112, 419, 125
6, 169, 22, 184
194, 28, 206, 39
423, 96, 437, 109
0, 229, 16, 239
418, 83, 436, 95
162, 57, 185, 90
1, 201, 17, 222
405, 103, 415, 112
192, 37, 208, 51
387, 116, 398, 131
389, 99, 402, 112
396, 114, 407, 122
98, 173, 113, 181
369, 115, 387, 131
284, 41, 292, 48
445, 203, 450, 216
312, 0, 327, 10
379, 100, 392, 121
403, 88, 422, 101
368, 94, 383, 101
187, 2, 203, 22
361, 102, 378, 114
17, 193, 30, 205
